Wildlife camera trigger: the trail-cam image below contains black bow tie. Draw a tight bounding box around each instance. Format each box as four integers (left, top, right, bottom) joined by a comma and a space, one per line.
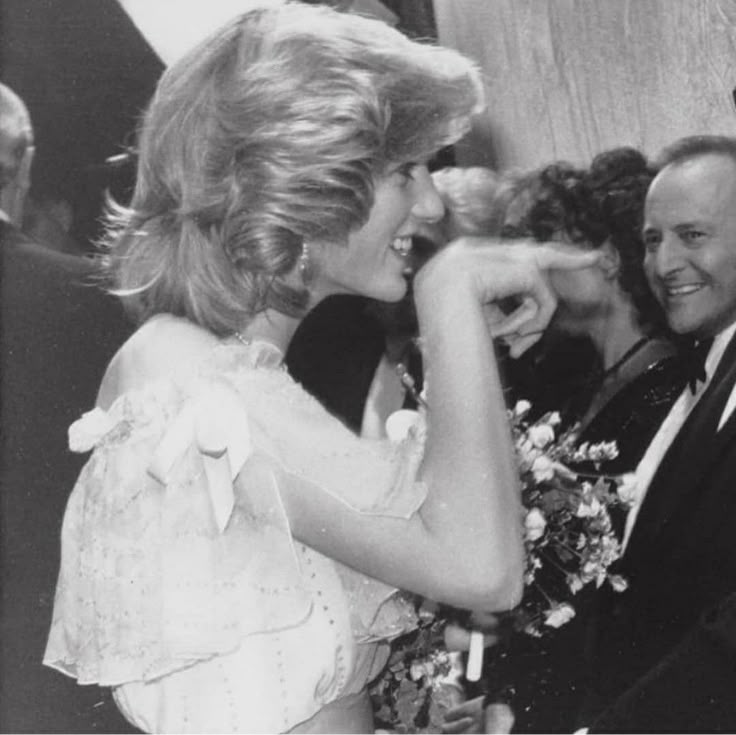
685, 338, 714, 394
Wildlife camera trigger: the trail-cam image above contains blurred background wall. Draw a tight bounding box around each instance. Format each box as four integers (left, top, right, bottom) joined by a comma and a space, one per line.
434, 0, 736, 170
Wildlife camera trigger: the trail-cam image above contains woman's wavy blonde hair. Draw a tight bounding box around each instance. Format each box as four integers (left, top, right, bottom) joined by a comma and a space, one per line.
103, 1, 484, 335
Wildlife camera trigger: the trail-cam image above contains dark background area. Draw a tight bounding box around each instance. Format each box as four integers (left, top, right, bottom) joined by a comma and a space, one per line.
1, 0, 164, 249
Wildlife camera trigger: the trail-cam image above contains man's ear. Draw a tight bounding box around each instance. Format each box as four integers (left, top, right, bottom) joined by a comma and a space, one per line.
0, 144, 34, 228
598, 239, 620, 279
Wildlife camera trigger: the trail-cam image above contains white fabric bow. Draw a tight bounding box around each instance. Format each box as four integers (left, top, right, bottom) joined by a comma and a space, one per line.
148, 384, 252, 532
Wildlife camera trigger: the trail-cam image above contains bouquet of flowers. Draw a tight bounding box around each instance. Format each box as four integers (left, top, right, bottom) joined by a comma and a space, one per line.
370, 398, 635, 732
370, 599, 461, 734
508, 398, 633, 636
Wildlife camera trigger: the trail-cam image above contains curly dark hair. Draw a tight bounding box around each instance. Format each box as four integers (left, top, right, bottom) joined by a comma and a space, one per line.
520, 147, 665, 331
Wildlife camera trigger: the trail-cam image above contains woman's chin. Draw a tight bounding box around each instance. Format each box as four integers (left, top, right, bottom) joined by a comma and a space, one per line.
365, 279, 409, 304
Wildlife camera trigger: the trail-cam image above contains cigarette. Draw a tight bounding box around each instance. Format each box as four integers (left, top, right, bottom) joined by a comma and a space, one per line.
465, 629, 484, 682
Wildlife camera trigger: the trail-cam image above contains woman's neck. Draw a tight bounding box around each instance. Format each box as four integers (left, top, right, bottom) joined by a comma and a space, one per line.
588, 301, 648, 371
577, 307, 676, 433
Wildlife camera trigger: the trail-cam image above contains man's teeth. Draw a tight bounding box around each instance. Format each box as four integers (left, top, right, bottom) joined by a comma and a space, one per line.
667, 284, 702, 296
390, 237, 412, 257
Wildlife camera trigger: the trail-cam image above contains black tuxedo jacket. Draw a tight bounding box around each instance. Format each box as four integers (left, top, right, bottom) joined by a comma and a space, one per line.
587, 336, 736, 733
0, 222, 137, 732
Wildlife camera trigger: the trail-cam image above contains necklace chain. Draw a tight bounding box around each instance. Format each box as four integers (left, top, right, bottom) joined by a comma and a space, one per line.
394, 337, 428, 409
600, 336, 651, 382
395, 361, 427, 408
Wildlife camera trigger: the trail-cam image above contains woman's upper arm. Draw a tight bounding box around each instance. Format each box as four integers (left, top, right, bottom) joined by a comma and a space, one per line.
242, 395, 514, 610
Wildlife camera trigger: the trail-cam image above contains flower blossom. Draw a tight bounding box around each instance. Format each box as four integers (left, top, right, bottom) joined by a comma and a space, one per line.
524, 507, 547, 541
568, 439, 619, 464
513, 400, 532, 418
616, 472, 638, 506
524, 555, 542, 586
576, 495, 602, 518
608, 574, 629, 592
586, 440, 619, 463
566, 574, 584, 594
544, 602, 576, 628
531, 455, 555, 482
410, 659, 436, 681
528, 424, 555, 449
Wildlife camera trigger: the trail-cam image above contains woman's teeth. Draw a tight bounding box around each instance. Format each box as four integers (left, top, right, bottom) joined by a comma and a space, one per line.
390, 237, 412, 257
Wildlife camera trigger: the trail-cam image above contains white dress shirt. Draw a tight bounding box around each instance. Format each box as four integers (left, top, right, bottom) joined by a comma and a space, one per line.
622, 321, 736, 550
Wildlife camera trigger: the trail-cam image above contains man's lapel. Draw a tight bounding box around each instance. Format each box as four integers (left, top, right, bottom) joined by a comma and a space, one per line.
708, 401, 736, 465
624, 333, 736, 564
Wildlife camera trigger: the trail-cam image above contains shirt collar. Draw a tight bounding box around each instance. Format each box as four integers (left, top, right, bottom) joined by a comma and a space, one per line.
705, 321, 736, 378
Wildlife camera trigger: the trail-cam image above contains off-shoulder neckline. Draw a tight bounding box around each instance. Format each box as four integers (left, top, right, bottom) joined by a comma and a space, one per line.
142, 313, 286, 367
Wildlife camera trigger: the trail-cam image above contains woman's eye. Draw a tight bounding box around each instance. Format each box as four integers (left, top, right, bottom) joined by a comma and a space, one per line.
395, 163, 417, 184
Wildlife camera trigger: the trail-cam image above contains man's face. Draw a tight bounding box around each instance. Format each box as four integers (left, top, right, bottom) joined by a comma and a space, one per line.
643, 153, 736, 338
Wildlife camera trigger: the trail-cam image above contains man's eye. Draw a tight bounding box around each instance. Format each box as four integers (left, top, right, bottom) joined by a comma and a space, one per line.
642, 231, 660, 250
681, 229, 706, 243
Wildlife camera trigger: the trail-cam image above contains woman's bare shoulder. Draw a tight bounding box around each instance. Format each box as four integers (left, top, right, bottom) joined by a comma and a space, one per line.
97, 314, 220, 408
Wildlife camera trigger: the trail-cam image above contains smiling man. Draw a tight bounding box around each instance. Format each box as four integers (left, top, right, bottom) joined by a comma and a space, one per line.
644, 147, 736, 338
581, 136, 736, 733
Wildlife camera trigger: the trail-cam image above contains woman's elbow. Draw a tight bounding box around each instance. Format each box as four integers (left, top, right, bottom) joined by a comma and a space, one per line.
468, 536, 524, 609
470, 566, 523, 611
442, 558, 524, 611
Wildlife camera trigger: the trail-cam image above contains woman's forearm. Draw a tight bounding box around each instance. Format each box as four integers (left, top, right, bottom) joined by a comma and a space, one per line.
412, 253, 523, 609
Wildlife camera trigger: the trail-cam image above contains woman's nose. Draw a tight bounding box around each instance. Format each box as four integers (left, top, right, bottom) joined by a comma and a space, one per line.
411, 166, 445, 224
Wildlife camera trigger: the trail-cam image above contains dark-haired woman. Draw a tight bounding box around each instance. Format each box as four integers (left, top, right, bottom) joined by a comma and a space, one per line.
520, 147, 689, 473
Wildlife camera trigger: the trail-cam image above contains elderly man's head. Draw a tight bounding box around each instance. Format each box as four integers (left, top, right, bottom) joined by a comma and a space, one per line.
0, 83, 34, 226
643, 136, 736, 340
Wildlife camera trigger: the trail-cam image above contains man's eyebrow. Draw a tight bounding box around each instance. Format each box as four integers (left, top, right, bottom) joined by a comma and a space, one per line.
673, 221, 709, 230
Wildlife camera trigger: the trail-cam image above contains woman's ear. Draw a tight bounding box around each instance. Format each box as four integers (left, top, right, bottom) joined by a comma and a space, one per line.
597, 239, 620, 280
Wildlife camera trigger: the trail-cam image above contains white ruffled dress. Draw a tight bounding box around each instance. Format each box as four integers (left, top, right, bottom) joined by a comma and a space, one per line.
43, 339, 426, 733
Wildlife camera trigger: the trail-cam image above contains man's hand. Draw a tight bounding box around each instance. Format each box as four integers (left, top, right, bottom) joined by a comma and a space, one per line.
444, 610, 502, 651
442, 695, 486, 734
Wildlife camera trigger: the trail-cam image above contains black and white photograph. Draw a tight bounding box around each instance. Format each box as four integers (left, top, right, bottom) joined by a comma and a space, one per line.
2, 1, 736, 732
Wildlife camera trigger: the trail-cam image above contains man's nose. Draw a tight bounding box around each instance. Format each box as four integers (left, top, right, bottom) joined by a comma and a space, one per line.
650, 233, 687, 277
411, 166, 445, 224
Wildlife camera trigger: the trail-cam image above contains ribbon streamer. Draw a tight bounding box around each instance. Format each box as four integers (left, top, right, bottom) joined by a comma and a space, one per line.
148, 384, 252, 532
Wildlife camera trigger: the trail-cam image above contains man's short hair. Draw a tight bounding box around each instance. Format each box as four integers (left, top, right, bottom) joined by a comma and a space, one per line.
655, 134, 736, 170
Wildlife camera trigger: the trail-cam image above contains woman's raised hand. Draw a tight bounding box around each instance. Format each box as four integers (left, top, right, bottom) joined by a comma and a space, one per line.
414, 238, 600, 356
